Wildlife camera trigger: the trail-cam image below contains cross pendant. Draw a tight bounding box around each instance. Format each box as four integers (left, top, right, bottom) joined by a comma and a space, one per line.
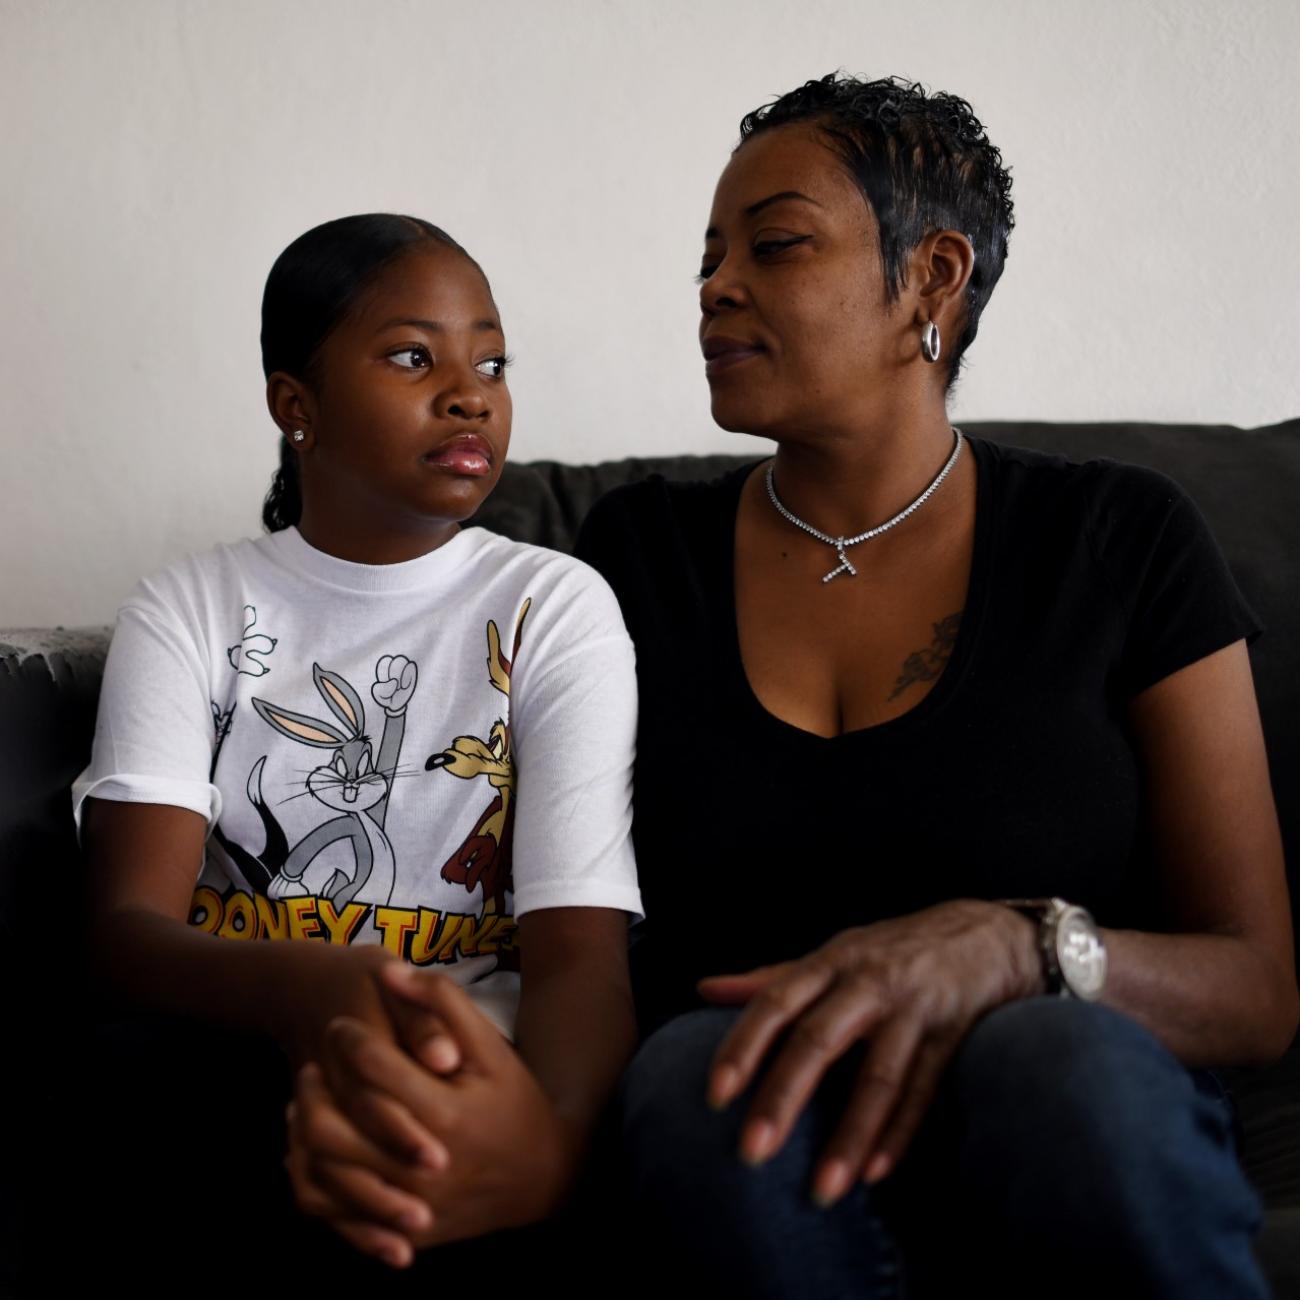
822, 541, 857, 584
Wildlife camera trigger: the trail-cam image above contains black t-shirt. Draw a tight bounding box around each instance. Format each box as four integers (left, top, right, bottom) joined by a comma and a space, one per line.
575, 435, 1263, 1030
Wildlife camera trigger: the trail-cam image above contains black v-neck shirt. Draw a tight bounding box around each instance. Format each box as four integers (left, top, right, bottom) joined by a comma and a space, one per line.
575, 435, 1263, 1030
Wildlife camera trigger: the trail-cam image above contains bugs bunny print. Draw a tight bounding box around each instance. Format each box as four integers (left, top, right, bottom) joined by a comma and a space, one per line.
214, 655, 418, 908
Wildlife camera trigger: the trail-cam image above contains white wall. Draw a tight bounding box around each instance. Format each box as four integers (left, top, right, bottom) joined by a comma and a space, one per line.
3, 0, 1298, 626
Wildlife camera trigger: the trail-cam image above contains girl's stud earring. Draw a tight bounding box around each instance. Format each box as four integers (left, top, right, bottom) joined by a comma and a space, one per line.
290, 430, 306, 444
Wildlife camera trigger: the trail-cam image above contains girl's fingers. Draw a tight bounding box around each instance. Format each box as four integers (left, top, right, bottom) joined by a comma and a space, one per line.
734, 978, 888, 1167
297, 1060, 446, 1177
308, 1154, 434, 1238
381, 987, 463, 1075
317, 1062, 449, 1171
321, 1021, 459, 1142
333, 1219, 416, 1270
705, 960, 839, 1111
378, 964, 508, 1068
285, 1120, 343, 1220
808, 1015, 927, 1205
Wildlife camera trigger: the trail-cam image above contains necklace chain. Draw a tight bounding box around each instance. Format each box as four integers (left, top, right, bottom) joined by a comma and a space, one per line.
765, 428, 964, 583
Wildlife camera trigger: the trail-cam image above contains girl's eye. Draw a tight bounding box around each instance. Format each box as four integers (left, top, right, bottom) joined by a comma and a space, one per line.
475, 355, 511, 380
389, 346, 432, 370
695, 264, 719, 285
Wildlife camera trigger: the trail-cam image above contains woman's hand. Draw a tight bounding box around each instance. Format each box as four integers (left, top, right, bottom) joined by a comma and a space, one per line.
698, 900, 1042, 1206
286, 965, 580, 1265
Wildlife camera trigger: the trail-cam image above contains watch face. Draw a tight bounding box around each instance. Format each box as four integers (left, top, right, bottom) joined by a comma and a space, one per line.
1056, 909, 1107, 1000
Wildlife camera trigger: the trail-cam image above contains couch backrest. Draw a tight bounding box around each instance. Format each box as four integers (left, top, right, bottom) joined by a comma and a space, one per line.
3, 419, 1297, 938
473, 419, 1300, 927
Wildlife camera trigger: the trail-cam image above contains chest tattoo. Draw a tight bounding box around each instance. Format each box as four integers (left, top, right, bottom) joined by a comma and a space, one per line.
888, 611, 963, 700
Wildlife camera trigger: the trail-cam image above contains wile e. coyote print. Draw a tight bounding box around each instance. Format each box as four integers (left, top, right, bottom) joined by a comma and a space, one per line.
425, 599, 530, 930
210, 655, 419, 908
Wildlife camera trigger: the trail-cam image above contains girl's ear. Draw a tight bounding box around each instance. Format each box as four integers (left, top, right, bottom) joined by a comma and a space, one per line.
266, 371, 316, 449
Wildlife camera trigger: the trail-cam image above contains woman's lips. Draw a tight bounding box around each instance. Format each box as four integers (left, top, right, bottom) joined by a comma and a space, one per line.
422, 434, 493, 476
702, 337, 764, 377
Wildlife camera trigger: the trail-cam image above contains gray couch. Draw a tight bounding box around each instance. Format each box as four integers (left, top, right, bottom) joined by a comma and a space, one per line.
3, 418, 1297, 1293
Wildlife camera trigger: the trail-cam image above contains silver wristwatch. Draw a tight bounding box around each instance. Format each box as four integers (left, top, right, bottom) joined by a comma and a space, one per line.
1000, 897, 1108, 1001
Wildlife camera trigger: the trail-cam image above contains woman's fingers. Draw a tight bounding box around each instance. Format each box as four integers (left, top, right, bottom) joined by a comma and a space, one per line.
808, 1014, 927, 1205
862, 1032, 960, 1186
706, 960, 838, 1110
731, 976, 888, 1166
696, 961, 799, 1005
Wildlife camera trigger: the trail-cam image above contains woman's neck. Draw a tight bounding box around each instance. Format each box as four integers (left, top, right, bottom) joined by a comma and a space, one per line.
765, 406, 959, 541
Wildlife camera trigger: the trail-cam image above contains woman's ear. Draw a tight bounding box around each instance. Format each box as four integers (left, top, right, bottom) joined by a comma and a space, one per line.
266, 371, 316, 449
911, 230, 976, 342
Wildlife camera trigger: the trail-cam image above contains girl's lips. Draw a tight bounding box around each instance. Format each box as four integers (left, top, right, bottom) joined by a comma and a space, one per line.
422, 435, 494, 477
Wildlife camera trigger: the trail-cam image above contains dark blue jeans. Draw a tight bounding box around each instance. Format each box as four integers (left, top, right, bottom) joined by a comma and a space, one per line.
619, 999, 1269, 1298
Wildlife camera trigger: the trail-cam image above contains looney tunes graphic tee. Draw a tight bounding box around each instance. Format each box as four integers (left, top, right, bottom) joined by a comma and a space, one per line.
73, 525, 643, 1038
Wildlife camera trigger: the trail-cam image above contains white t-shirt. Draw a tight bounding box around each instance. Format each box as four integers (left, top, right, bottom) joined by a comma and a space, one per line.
73, 524, 643, 1039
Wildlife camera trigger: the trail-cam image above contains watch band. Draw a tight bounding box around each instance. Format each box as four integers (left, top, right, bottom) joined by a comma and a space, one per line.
999, 897, 1108, 1001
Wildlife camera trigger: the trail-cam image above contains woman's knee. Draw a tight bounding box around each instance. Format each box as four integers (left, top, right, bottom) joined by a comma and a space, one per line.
941, 996, 1263, 1265
617, 1008, 902, 1297
951, 996, 1201, 1144
620, 1006, 746, 1164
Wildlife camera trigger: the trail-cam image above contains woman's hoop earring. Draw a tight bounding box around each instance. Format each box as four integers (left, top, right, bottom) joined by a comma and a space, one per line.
290, 430, 306, 444
921, 322, 941, 364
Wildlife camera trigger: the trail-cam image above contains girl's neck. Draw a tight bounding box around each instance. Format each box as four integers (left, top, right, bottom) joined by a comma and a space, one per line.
295, 507, 461, 566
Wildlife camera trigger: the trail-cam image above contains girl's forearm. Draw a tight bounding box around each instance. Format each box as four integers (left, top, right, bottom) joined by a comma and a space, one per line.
93, 906, 387, 1052
512, 957, 638, 1167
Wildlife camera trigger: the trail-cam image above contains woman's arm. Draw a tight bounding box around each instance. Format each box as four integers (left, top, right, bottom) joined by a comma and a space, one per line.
1096, 638, 1298, 1066
696, 641, 1297, 1206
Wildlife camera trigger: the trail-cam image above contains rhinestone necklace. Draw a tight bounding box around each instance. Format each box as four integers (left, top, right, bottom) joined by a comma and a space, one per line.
765, 428, 964, 583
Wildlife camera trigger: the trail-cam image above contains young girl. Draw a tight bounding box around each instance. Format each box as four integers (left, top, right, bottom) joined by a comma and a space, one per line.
73, 214, 642, 1286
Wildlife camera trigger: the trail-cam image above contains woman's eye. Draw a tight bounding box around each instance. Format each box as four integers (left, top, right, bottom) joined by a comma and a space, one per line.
475, 355, 510, 379
754, 236, 809, 257
389, 346, 432, 370
695, 265, 719, 285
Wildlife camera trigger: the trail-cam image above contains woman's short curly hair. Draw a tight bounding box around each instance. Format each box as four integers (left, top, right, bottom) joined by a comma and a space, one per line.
738, 73, 1014, 392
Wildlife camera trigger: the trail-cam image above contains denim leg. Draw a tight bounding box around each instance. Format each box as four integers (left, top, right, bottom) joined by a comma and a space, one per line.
619, 1006, 903, 1299
619, 1000, 1269, 1299
928, 997, 1269, 1299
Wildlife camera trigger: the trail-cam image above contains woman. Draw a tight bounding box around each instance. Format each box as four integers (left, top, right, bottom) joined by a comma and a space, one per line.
72, 214, 641, 1288
570, 75, 1296, 1296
